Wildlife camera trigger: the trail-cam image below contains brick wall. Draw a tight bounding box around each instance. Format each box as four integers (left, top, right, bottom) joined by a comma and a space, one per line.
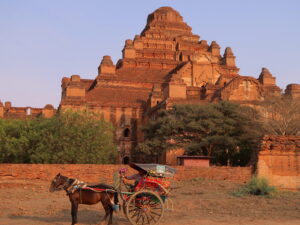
0, 164, 251, 184
180, 159, 210, 167
257, 135, 300, 190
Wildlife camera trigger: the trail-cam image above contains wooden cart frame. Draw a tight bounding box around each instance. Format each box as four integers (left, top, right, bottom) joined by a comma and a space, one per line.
116, 163, 176, 225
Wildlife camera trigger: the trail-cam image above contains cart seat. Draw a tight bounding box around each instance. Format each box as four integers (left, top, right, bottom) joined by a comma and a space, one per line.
134, 177, 170, 192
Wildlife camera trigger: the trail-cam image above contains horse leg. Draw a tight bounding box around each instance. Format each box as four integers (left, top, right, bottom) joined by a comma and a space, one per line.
106, 197, 114, 225
100, 205, 109, 225
71, 201, 78, 225
100, 199, 112, 225
108, 191, 118, 224
108, 207, 113, 225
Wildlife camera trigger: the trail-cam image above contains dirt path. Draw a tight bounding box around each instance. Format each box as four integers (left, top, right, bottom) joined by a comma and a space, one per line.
0, 178, 300, 225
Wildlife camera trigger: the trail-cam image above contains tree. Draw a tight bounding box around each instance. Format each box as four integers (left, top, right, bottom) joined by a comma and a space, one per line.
0, 119, 32, 163
260, 96, 300, 135
0, 110, 117, 163
137, 102, 263, 165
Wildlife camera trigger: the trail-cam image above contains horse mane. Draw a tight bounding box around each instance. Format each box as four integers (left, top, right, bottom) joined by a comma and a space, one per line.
58, 174, 74, 185
58, 174, 68, 180
58, 174, 114, 190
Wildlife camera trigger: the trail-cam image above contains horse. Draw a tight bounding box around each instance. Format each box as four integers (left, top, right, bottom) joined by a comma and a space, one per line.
49, 173, 119, 225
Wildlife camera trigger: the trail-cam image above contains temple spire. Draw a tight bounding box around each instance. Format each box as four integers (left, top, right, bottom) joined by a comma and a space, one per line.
98, 55, 116, 75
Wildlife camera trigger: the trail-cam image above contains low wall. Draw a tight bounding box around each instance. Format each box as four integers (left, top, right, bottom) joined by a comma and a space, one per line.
0, 164, 251, 184
257, 135, 300, 190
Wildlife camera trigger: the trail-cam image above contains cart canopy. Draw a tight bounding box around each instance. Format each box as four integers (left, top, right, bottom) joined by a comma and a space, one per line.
129, 163, 176, 178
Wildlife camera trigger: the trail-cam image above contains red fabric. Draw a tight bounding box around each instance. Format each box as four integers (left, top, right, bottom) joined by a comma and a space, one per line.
82, 187, 107, 192
134, 177, 170, 191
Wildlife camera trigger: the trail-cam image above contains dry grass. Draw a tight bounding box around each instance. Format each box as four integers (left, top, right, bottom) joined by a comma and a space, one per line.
0, 177, 299, 225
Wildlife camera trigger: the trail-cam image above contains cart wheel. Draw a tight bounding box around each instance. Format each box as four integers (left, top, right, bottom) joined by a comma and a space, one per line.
126, 190, 164, 225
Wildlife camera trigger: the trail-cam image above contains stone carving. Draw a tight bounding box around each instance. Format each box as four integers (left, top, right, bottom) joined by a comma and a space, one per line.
192, 52, 211, 64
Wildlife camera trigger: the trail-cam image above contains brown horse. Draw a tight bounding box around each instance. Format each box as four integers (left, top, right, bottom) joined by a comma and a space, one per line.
49, 173, 118, 225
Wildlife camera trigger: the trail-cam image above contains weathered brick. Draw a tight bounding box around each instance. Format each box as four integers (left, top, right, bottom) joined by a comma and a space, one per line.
0, 164, 251, 184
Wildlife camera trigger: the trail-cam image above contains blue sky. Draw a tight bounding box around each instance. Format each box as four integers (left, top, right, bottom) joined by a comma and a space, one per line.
0, 0, 299, 108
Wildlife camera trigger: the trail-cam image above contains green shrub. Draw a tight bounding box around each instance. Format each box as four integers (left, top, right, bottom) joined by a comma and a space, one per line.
0, 110, 117, 164
232, 176, 276, 197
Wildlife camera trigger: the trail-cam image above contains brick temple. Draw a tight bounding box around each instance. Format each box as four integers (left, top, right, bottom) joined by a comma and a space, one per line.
0, 102, 55, 119
1, 7, 299, 163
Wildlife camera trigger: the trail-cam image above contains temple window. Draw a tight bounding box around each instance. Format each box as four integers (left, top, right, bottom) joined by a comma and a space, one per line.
244, 80, 251, 92
179, 54, 183, 61
123, 128, 130, 138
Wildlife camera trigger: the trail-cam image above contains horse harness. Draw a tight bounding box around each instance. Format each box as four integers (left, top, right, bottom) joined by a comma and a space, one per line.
65, 179, 87, 194
65, 179, 116, 205
62, 179, 86, 204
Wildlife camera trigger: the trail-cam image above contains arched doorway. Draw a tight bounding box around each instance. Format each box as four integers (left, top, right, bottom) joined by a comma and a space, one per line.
123, 156, 130, 164
123, 128, 130, 138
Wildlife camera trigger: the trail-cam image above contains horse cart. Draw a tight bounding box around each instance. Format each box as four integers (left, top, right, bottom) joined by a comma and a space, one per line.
117, 163, 176, 225
49, 163, 176, 225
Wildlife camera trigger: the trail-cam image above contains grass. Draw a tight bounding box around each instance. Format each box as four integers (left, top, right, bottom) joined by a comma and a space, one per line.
231, 176, 277, 197
171, 176, 300, 222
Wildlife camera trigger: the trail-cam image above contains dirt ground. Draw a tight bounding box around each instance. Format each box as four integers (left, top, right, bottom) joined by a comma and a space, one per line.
0, 177, 300, 225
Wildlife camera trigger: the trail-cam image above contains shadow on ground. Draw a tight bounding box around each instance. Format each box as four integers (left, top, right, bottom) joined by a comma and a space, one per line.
7, 209, 130, 224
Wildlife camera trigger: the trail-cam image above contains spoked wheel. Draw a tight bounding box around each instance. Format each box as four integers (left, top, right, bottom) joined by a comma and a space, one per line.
126, 190, 164, 225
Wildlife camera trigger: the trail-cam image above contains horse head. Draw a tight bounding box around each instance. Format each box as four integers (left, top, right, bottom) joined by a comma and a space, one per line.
49, 173, 68, 192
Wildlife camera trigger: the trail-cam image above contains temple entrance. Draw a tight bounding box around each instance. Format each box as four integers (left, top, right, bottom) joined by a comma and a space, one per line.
123, 128, 130, 138
123, 156, 130, 164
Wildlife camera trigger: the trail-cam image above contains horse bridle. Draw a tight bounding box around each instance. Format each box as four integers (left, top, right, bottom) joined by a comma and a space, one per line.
52, 176, 70, 191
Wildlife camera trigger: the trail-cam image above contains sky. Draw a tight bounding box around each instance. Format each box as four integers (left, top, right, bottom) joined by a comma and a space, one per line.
0, 0, 299, 108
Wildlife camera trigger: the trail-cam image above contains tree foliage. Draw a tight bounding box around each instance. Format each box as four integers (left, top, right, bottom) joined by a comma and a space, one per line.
138, 102, 263, 165
260, 96, 300, 135
0, 110, 116, 163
